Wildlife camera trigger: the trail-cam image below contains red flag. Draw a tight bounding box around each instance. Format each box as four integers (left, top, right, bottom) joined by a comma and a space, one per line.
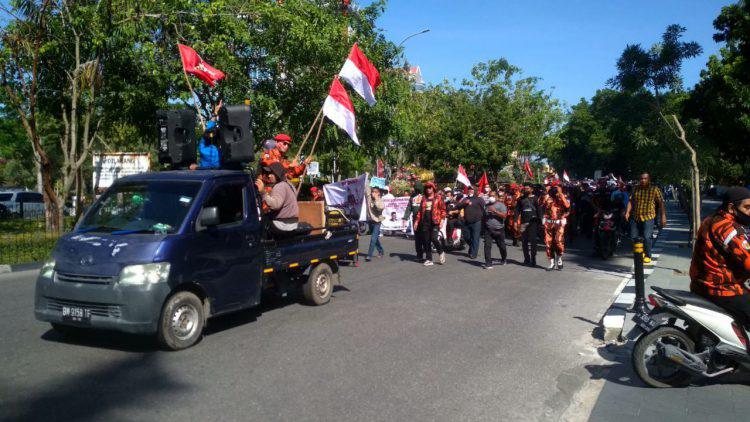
523, 160, 534, 178
477, 172, 489, 192
178, 44, 226, 87
377, 159, 384, 178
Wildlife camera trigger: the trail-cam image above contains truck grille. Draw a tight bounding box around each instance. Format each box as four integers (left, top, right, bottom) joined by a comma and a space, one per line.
55, 272, 116, 285
46, 297, 122, 318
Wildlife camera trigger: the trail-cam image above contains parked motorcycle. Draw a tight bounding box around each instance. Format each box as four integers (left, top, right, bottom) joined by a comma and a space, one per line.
594, 211, 619, 259
631, 286, 750, 388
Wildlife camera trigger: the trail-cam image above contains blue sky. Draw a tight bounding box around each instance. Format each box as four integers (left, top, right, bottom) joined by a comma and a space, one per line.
368, 0, 732, 108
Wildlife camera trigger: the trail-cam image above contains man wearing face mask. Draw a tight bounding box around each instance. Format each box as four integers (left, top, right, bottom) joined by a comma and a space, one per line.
483, 191, 507, 269
690, 187, 750, 327
517, 185, 541, 267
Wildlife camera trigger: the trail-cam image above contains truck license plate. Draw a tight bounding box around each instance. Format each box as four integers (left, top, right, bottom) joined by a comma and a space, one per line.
62, 306, 91, 324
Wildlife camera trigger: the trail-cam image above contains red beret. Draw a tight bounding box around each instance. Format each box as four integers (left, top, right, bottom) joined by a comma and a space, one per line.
274, 133, 292, 143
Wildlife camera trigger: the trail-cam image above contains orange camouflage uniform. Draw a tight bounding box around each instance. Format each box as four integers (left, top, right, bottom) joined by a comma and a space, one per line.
504, 189, 521, 241
542, 192, 570, 258
260, 148, 307, 180
690, 210, 750, 297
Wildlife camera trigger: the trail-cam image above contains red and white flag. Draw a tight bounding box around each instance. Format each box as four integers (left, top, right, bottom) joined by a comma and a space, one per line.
456, 165, 472, 187
178, 44, 225, 87
563, 170, 570, 183
338, 43, 381, 106
323, 76, 359, 145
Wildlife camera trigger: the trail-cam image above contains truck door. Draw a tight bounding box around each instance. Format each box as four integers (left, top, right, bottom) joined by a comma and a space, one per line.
189, 179, 262, 313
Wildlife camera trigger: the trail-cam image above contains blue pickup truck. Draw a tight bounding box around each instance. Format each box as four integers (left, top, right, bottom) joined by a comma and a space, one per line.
34, 170, 359, 350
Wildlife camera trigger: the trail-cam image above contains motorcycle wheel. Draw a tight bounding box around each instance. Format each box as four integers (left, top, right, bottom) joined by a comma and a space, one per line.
632, 326, 695, 388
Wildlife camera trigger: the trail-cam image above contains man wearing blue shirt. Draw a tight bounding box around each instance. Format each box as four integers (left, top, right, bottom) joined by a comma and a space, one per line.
197, 101, 223, 169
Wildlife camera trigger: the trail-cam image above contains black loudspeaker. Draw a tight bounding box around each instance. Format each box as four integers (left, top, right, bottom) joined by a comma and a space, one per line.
157, 109, 196, 167
217, 104, 254, 164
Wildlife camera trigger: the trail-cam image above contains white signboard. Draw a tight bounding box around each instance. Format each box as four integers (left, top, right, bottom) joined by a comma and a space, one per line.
93, 153, 151, 190
323, 173, 368, 219
381, 196, 410, 232
307, 161, 320, 177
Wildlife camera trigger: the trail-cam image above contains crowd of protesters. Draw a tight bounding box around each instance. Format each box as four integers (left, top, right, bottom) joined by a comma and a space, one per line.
362, 171, 671, 271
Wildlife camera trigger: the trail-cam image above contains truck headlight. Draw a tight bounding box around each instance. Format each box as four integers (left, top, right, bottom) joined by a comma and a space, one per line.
119, 263, 170, 285
40, 259, 55, 279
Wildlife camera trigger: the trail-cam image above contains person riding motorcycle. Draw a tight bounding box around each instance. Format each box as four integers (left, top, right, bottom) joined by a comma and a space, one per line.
690, 187, 750, 327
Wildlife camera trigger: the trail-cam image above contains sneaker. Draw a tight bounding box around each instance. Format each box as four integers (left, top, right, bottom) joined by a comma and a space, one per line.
556, 256, 563, 270
439, 252, 446, 265
365, 257, 372, 262
483, 264, 493, 269
546, 259, 556, 271
644, 256, 652, 264
499, 259, 506, 266
423, 260, 434, 266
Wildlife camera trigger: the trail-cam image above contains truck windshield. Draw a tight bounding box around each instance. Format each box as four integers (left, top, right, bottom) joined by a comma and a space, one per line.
78, 181, 201, 234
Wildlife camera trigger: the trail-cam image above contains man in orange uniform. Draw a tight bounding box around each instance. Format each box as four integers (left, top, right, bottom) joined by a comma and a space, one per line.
542, 181, 570, 271
260, 133, 312, 180
505, 183, 522, 246
691, 187, 750, 326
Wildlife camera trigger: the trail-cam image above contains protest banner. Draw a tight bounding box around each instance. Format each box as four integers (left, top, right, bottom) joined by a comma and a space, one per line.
323, 173, 368, 219
93, 153, 151, 191
381, 196, 410, 233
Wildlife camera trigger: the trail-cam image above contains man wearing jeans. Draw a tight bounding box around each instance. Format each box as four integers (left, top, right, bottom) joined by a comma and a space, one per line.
461, 187, 486, 259
625, 173, 667, 263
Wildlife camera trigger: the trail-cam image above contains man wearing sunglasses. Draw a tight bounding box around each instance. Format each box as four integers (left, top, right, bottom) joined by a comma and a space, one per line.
625, 173, 666, 263
260, 133, 313, 180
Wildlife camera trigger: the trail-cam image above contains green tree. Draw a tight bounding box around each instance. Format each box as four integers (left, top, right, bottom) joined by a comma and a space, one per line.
685, 0, 750, 184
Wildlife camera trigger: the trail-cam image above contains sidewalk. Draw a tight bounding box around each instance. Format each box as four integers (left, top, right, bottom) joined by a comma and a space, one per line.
620, 199, 703, 339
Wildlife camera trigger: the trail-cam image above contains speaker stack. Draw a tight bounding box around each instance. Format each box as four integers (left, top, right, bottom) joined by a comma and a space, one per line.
156, 109, 196, 168
217, 104, 254, 165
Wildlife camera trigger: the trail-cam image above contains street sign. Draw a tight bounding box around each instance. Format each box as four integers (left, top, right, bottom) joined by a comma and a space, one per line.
93, 153, 151, 191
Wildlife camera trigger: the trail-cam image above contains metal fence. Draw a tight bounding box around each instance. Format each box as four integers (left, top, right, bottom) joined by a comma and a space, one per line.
0, 214, 73, 266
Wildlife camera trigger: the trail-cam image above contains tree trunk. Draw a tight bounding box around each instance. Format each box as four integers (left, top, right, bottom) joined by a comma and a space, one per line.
670, 115, 700, 245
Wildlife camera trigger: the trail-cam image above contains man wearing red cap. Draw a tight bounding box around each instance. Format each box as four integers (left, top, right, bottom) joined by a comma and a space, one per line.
542, 180, 570, 271
260, 133, 313, 179
310, 186, 324, 202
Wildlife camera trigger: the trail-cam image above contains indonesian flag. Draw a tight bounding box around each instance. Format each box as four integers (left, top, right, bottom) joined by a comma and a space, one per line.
323, 76, 359, 145
338, 43, 381, 106
456, 164, 472, 187
178, 44, 225, 87
477, 172, 489, 192
563, 170, 570, 183
523, 159, 534, 178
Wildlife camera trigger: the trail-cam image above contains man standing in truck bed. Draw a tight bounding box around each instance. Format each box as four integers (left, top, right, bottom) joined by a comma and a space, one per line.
260, 133, 313, 180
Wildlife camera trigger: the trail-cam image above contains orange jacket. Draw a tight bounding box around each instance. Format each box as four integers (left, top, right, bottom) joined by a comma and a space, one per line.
414, 193, 446, 228
542, 193, 570, 221
690, 210, 750, 297
260, 148, 306, 179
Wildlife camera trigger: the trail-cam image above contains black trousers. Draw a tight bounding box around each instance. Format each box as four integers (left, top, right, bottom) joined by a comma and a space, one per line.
420, 222, 443, 261
708, 294, 750, 328
521, 221, 539, 264
414, 228, 425, 260
484, 227, 507, 265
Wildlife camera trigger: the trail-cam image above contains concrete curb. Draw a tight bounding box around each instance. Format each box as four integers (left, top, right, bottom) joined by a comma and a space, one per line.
0, 262, 43, 275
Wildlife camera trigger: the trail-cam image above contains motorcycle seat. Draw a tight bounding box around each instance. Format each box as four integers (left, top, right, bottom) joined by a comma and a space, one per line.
652, 287, 727, 314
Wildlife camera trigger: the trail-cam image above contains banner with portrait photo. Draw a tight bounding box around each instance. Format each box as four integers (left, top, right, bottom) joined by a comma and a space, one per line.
381, 196, 410, 233
323, 173, 368, 219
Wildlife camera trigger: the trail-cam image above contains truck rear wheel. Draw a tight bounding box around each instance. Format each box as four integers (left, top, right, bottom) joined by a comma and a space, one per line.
303, 263, 333, 306
158, 291, 205, 351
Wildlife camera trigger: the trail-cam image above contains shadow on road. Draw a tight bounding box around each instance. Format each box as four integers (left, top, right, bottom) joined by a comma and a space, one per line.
40, 328, 159, 353
2, 353, 189, 421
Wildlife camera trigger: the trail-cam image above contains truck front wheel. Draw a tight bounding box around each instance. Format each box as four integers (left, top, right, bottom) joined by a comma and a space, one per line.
158, 291, 205, 350
303, 263, 333, 306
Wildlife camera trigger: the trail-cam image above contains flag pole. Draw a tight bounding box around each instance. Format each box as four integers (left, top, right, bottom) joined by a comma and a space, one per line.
178, 45, 207, 131
294, 106, 324, 162
296, 115, 326, 198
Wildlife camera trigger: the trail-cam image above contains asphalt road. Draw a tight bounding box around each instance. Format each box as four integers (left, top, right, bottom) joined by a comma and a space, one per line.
0, 235, 628, 421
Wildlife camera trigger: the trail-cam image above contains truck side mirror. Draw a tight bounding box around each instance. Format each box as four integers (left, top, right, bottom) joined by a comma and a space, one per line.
200, 206, 220, 227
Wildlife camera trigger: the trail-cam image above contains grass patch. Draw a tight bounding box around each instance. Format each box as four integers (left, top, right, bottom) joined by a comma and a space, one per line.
0, 217, 74, 265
